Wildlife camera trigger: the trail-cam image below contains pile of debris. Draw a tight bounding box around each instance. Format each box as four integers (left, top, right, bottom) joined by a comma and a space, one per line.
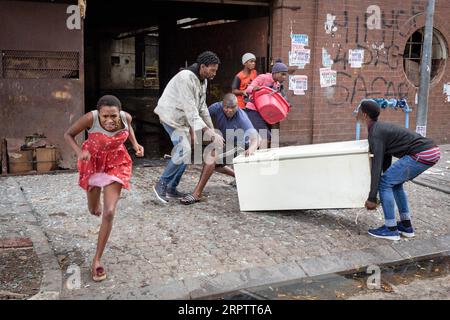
0, 134, 59, 175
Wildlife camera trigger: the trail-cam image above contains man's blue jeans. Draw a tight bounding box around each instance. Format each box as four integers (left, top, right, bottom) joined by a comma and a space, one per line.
159, 123, 191, 191
379, 155, 432, 227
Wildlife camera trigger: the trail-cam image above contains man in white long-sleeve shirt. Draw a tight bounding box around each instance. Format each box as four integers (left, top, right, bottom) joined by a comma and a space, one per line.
153, 51, 224, 203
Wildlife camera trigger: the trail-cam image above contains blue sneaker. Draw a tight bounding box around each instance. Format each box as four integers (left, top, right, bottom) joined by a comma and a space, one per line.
368, 225, 400, 241
397, 221, 415, 238
153, 181, 168, 204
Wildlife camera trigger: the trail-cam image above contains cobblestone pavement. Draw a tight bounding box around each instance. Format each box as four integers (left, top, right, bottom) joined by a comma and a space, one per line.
3, 155, 449, 299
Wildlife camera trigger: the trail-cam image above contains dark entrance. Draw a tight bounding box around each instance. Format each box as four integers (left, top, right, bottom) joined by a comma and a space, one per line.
84, 0, 270, 159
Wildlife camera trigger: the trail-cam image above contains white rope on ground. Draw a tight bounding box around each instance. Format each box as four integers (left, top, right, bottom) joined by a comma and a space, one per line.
355, 209, 365, 226
354, 207, 383, 225
375, 207, 384, 221
336, 218, 355, 239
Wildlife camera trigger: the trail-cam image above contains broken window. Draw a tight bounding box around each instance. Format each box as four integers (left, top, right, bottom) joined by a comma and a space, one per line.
0, 50, 79, 79
403, 28, 448, 87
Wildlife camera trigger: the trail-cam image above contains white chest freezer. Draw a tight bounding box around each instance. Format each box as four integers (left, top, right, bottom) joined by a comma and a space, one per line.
233, 140, 371, 211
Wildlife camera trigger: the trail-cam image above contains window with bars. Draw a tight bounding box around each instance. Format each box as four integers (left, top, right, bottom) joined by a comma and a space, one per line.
403, 28, 447, 87
0, 50, 79, 79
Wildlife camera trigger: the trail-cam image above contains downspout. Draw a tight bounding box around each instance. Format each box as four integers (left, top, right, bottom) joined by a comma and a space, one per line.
310, 0, 320, 144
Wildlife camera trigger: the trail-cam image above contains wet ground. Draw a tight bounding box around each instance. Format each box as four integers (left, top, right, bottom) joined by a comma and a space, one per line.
214, 253, 450, 300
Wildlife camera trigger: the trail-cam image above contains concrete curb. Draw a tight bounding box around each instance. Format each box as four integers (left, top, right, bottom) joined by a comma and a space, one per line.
132, 233, 450, 300
12, 181, 63, 300
27, 224, 62, 300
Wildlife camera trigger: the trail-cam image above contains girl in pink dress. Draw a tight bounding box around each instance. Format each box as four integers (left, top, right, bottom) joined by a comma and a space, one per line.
64, 95, 144, 282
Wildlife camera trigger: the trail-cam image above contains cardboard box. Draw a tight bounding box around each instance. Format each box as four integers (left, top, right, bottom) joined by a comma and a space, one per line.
36, 147, 57, 172
8, 150, 33, 173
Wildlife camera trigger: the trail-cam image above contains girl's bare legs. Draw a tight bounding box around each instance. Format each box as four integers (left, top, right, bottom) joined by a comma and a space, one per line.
92, 182, 122, 277
87, 187, 102, 216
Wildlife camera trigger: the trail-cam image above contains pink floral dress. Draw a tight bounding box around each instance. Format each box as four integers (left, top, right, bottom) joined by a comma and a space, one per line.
78, 110, 132, 191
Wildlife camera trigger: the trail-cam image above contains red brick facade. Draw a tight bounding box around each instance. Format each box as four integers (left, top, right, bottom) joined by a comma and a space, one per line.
271, 0, 450, 145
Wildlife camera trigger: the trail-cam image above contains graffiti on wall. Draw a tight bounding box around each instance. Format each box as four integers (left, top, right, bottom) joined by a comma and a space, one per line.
322, 3, 424, 106
326, 72, 410, 106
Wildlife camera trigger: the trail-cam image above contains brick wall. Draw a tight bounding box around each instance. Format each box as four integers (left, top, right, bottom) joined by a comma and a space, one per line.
0, 1, 84, 169
272, 0, 450, 145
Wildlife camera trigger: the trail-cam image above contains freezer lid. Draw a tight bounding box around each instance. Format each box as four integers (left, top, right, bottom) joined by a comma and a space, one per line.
233, 139, 369, 164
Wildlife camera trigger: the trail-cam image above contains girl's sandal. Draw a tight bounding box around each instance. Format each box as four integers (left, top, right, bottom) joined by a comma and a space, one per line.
180, 194, 201, 205
92, 266, 107, 282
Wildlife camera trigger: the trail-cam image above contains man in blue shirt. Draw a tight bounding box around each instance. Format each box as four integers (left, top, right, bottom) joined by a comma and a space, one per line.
180, 93, 259, 205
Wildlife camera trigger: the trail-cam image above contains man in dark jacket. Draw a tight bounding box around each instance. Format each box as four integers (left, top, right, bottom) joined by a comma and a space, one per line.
356, 100, 441, 240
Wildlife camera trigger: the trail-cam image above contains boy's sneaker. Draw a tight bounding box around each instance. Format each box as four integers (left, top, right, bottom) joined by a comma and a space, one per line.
166, 189, 188, 199
153, 181, 168, 204
368, 225, 400, 241
397, 221, 415, 238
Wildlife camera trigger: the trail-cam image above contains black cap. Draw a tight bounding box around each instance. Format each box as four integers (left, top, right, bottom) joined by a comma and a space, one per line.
360, 100, 380, 121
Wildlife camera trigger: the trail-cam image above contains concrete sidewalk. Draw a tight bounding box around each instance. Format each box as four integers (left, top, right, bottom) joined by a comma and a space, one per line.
1, 146, 449, 300
0, 177, 61, 300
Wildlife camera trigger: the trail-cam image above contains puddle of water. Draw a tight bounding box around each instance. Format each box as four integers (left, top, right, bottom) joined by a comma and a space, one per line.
209, 253, 450, 300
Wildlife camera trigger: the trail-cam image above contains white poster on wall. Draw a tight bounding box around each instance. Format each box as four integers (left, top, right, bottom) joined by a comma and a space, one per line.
444, 83, 450, 102
289, 48, 311, 68
319, 68, 337, 88
289, 75, 308, 95
291, 34, 309, 47
290, 34, 310, 68
322, 48, 333, 68
349, 49, 364, 68
416, 126, 427, 137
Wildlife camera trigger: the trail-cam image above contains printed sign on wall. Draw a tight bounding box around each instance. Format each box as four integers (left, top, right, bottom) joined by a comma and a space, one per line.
289, 48, 311, 68
320, 68, 337, 88
349, 49, 364, 68
322, 48, 333, 68
444, 83, 450, 102
290, 34, 310, 69
291, 34, 309, 46
289, 75, 308, 95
